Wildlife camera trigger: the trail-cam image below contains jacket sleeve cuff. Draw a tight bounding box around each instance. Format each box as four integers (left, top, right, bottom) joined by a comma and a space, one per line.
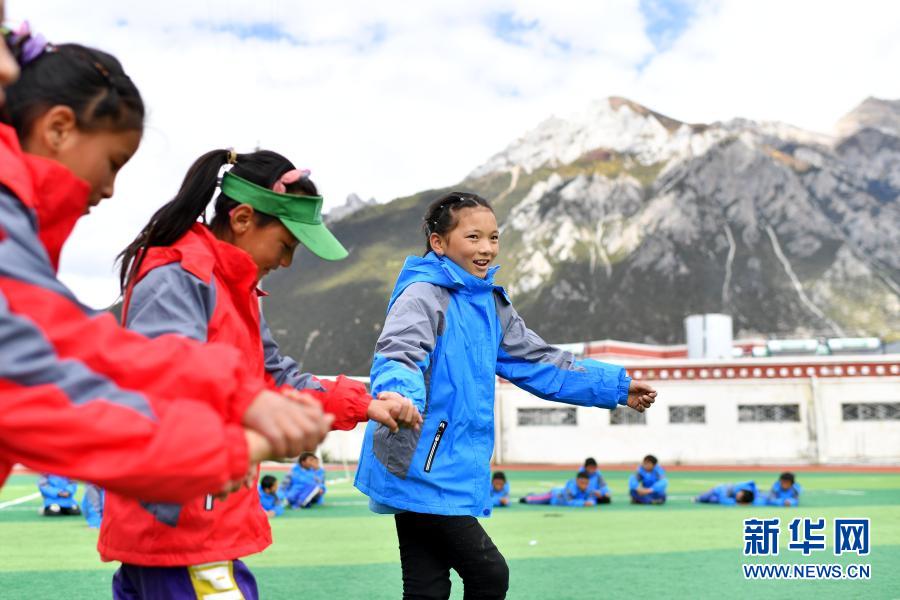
229, 376, 266, 424
616, 370, 632, 406
310, 376, 373, 431
224, 424, 250, 482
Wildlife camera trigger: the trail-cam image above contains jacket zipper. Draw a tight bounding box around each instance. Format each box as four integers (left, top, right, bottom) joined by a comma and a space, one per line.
424, 421, 448, 473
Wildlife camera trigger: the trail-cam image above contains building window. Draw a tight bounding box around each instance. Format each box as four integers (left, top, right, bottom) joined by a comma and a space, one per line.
610, 408, 647, 425
517, 407, 577, 426
842, 403, 900, 421
738, 404, 800, 423
669, 405, 706, 424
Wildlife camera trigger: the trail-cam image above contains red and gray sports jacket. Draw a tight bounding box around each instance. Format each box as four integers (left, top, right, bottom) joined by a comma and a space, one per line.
99, 223, 370, 566
0, 123, 263, 502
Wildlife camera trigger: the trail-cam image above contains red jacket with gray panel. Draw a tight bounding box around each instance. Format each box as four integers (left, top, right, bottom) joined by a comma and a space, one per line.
0, 123, 260, 503
98, 223, 371, 565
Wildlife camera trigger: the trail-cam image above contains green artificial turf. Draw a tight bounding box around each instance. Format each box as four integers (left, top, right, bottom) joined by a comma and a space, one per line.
1, 468, 897, 599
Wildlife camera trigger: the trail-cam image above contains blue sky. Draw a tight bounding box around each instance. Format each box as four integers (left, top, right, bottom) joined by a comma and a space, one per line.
10, 0, 900, 307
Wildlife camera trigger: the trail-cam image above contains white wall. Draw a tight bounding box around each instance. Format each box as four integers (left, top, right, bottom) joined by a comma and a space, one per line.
314, 374, 900, 465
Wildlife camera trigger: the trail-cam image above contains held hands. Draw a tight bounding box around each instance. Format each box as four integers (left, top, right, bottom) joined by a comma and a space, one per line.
368, 391, 423, 433
626, 380, 657, 413
220, 430, 272, 498
243, 389, 333, 459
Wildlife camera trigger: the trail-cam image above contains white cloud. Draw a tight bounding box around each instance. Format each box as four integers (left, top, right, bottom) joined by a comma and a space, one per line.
6, 0, 900, 307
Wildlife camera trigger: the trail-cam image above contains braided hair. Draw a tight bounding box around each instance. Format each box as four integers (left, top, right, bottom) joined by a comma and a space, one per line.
422, 191, 493, 256
2, 28, 144, 137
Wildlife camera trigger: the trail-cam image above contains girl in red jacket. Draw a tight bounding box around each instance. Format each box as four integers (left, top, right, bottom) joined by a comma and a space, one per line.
0, 20, 329, 503
107, 149, 422, 598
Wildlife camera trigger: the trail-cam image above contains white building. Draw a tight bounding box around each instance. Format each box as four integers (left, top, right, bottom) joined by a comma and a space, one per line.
319, 338, 900, 466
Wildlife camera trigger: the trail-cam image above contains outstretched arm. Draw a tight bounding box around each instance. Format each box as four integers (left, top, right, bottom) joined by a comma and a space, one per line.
494, 293, 656, 410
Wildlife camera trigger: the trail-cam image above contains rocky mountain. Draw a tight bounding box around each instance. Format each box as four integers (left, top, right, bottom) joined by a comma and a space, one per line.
325, 193, 377, 224
263, 97, 900, 375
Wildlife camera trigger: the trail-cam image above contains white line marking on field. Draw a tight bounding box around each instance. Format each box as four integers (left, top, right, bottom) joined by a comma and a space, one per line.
0, 492, 41, 510
326, 477, 352, 485
828, 489, 866, 496
681, 479, 721, 486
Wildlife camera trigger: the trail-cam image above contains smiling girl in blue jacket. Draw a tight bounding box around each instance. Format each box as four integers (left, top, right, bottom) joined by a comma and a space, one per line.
354, 192, 657, 599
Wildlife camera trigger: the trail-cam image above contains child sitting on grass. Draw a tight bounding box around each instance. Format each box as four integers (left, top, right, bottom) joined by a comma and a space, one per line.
629, 455, 667, 504
258, 475, 285, 517
38, 474, 81, 516
491, 472, 510, 507
520, 471, 597, 507
761, 472, 801, 506
285, 453, 325, 508
583, 457, 611, 504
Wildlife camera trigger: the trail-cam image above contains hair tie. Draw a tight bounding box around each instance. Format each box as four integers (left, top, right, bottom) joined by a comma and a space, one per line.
226, 148, 238, 165
271, 168, 311, 194
7, 21, 51, 66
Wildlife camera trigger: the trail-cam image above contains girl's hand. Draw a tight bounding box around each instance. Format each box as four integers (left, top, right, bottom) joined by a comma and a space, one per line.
627, 380, 657, 412
369, 392, 423, 432
243, 390, 333, 458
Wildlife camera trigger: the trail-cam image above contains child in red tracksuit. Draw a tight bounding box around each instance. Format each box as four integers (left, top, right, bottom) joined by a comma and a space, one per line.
0, 22, 326, 503
104, 148, 422, 599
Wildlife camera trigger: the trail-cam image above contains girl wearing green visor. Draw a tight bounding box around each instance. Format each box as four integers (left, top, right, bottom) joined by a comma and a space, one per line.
109, 149, 421, 598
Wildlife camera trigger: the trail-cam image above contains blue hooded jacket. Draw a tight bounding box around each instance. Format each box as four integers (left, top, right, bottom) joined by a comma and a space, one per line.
697, 480, 757, 505
258, 485, 285, 517
354, 253, 631, 517
284, 464, 325, 508
490, 482, 510, 507
588, 471, 611, 497
629, 465, 668, 494
763, 481, 801, 507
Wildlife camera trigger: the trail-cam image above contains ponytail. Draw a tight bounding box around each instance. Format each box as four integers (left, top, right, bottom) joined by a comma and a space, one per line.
117, 148, 318, 291
117, 149, 231, 291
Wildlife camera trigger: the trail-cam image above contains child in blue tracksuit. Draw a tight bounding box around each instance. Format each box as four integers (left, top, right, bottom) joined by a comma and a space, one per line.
629, 454, 668, 504
354, 192, 657, 599
490, 472, 510, 507
284, 453, 325, 508
258, 475, 285, 517
521, 472, 597, 506
81, 483, 104, 528
38, 474, 81, 516
583, 457, 612, 504
695, 480, 757, 505
761, 472, 801, 506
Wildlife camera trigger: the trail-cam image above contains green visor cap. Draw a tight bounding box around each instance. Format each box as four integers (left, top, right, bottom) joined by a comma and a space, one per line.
221, 171, 348, 261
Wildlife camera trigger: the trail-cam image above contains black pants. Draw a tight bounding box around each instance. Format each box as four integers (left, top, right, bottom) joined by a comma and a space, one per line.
395, 512, 509, 600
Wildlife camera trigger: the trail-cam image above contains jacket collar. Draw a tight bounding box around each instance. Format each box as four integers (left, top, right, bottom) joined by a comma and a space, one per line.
0, 123, 90, 271
137, 223, 264, 297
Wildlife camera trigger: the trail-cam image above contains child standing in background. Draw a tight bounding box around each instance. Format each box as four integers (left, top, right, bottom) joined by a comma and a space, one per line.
355, 192, 657, 599
82, 484, 104, 528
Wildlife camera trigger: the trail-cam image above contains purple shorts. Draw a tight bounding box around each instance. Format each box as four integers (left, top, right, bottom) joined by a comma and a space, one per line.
112, 560, 258, 600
